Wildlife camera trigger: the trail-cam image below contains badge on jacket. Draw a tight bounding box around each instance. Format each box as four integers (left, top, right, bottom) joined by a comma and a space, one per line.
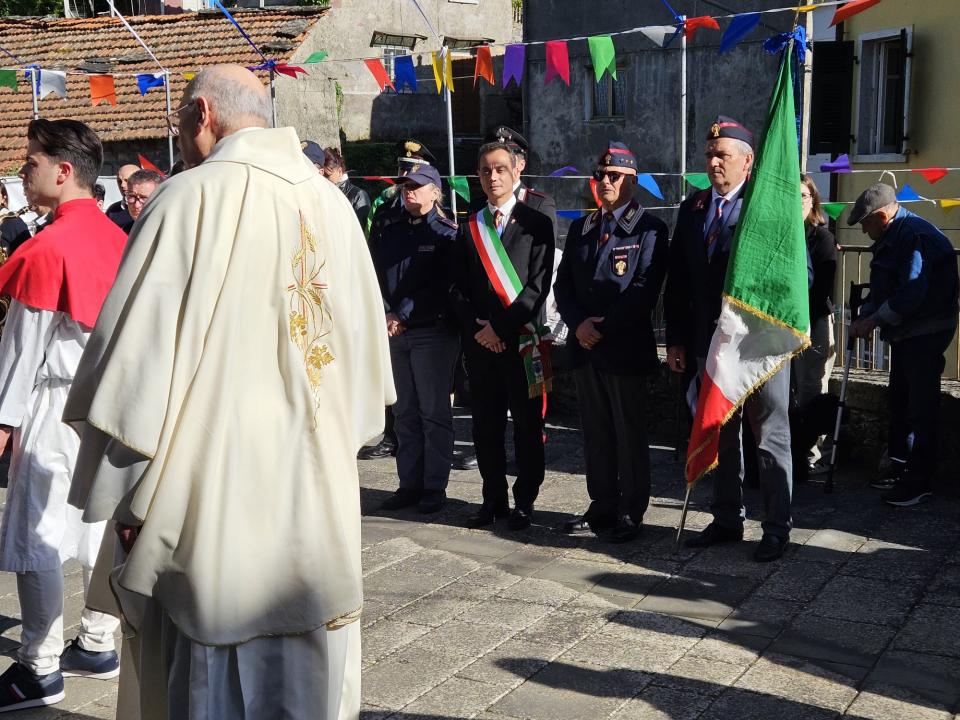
612, 251, 629, 277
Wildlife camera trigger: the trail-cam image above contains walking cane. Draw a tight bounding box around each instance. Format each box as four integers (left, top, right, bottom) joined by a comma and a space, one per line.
824, 282, 869, 494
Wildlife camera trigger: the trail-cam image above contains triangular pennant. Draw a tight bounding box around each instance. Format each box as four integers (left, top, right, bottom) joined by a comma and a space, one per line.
684, 16, 720, 42
683, 172, 712, 190
474, 46, 495, 87
448, 176, 470, 203
636, 173, 664, 200
589, 177, 601, 207
39, 69, 67, 99
503, 44, 524, 88
795, 4, 819, 11
394, 55, 417, 93
719, 13, 760, 54
913, 167, 949, 185
364, 58, 395, 92
820, 154, 851, 173
895, 184, 921, 202
940, 199, 960, 211
822, 202, 846, 220
89, 74, 116, 106
304, 50, 327, 64
138, 154, 165, 176
442, 49, 454, 93
275, 64, 307, 79
0, 69, 16, 91
544, 40, 570, 86
640, 25, 678, 48
136, 72, 165, 96
831, 0, 883, 27
587, 35, 617, 82
549, 166, 578, 177
431, 52, 443, 93
183, 71, 197, 81
557, 210, 586, 220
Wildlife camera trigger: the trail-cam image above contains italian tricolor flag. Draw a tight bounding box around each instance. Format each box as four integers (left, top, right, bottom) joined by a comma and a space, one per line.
686, 50, 811, 484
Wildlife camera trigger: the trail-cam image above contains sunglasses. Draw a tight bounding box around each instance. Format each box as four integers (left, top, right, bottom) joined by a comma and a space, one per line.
593, 170, 628, 183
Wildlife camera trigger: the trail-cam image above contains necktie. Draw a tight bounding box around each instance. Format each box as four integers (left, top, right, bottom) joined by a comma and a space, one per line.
494, 209, 505, 235
598, 212, 615, 247
705, 197, 726, 259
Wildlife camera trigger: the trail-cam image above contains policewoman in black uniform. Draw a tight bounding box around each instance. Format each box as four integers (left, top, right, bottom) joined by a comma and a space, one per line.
554, 142, 669, 543
370, 164, 460, 514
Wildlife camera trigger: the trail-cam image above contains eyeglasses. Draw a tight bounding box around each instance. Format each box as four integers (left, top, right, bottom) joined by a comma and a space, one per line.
593, 170, 627, 183
124, 193, 152, 205
166, 101, 195, 138
801, 192, 813, 201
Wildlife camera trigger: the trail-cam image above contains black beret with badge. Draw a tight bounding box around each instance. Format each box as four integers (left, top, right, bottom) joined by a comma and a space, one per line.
706, 115, 754, 149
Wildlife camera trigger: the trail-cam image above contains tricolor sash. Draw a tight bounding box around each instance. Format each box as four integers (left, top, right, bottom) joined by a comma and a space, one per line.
468, 208, 552, 399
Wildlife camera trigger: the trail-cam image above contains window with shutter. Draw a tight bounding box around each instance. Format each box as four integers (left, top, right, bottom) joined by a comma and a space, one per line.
854, 27, 913, 161
810, 41, 854, 157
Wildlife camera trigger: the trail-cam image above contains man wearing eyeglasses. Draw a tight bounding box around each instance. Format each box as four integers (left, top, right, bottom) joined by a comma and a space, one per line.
553, 143, 668, 543
121, 169, 163, 233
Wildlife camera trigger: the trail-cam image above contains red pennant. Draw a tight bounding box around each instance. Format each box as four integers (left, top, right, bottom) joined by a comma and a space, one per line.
544, 41, 570, 86
589, 178, 601, 208
274, 64, 307, 79
831, 0, 883, 27
364, 59, 395, 92
474, 46, 495, 87
137, 153, 165, 177
913, 167, 949, 185
684, 16, 720, 41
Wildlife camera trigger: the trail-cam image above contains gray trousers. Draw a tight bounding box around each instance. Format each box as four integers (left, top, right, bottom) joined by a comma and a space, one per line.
710, 362, 793, 539
389, 327, 460, 492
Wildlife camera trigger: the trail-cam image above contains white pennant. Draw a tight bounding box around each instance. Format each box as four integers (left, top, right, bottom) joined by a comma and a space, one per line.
640, 25, 677, 48
39, 69, 67, 99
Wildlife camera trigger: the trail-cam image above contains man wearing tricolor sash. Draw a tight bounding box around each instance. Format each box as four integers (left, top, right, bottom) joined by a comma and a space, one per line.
451, 142, 554, 532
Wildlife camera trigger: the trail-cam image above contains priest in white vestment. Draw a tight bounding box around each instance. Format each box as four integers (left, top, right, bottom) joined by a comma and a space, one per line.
63, 66, 395, 719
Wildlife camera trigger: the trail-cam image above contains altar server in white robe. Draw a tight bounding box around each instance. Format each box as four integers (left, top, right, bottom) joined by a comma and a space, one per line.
0, 119, 125, 713
63, 65, 395, 720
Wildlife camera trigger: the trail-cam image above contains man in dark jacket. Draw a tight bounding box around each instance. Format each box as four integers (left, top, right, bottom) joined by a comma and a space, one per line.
104, 163, 138, 230
554, 142, 668, 542
849, 183, 960, 506
322, 147, 371, 230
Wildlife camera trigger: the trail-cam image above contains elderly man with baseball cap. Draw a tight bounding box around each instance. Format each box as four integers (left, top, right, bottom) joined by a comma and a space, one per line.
848, 183, 959, 506
554, 142, 668, 543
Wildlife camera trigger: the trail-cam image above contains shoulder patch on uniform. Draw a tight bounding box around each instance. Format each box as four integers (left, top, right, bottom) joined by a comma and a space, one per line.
526, 188, 546, 198
437, 216, 458, 229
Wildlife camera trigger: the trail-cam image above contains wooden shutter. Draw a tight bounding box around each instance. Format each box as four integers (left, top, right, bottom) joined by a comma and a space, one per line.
810, 41, 855, 156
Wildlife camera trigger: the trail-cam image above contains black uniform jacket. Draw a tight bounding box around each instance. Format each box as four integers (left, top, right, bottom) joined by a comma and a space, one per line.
664, 186, 746, 359
470, 183, 558, 244
554, 200, 669, 376
338, 180, 372, 231
450, 201, 555, 346
0, 216, 31, 256
369, 206, 457, 330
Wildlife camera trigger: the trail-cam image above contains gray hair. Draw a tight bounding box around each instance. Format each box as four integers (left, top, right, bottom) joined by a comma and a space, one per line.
184, 68, 272, 133
733, 139, 753, 157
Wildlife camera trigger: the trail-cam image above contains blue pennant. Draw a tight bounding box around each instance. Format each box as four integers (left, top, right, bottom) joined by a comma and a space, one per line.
636, 173, 664, 200
136, 73, 165, 95
720, 13, 760, 54
393, 55, 417, 93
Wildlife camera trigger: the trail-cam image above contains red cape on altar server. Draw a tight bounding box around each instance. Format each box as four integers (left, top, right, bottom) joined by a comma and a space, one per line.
0, 198, 126, 329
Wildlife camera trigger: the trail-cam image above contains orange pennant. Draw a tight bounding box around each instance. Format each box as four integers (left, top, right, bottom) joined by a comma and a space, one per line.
684, 16, 720, 41
364, 58, 395, 92
89, 74, 116, 107
474, 46, 495, 87
831, 0, 883, 27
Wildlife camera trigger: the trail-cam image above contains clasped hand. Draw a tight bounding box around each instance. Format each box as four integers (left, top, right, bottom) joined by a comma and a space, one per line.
475, 319, 505, 353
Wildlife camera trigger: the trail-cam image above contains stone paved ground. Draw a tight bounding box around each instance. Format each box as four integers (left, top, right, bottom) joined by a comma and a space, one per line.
1, 409, 959, 719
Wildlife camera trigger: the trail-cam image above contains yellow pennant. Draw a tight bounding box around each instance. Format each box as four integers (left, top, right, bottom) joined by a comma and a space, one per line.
431, 52, 442, 93
794, 4, 818, 10
431, 49, 454, 93
183, 71, 196, 80
940, 199, 960, 211
444, 50, 454, 92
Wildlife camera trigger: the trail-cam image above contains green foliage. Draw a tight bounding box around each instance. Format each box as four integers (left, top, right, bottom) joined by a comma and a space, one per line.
0, 0, 62, 16
334, 81, 343, 121
296, 0, 328, 6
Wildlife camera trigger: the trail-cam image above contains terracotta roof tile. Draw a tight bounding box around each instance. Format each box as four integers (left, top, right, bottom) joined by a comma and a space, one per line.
0, 9, 324, 172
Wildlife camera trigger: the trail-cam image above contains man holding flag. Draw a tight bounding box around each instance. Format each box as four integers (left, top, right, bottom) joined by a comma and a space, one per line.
665, 50, 809, 562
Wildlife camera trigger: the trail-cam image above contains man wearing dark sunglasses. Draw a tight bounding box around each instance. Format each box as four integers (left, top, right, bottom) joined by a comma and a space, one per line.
553, 142, 668, 543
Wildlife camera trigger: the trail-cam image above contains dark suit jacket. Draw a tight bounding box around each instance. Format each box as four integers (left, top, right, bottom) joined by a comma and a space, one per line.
470, 183, 558, 245
450, 201, 555, 346
664, 186, 746, 358
554, 200, 669, 376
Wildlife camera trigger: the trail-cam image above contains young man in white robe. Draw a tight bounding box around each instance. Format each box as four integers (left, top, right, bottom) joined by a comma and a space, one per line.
64, 65, 395, 719
0, 119, 125, 712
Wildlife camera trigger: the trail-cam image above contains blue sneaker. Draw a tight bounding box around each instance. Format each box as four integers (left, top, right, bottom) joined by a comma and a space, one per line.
0, 662, 64, 713
59, 638, 120, 680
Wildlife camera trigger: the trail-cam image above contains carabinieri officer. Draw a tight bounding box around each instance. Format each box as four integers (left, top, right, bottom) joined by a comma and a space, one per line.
554, 142, 668, 543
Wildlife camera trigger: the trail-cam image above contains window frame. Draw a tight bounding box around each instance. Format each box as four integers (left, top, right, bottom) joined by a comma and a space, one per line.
583, 63, 627, 122
853, 26, 913, 163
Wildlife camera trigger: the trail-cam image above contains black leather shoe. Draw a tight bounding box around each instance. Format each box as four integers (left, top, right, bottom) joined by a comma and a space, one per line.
466, 503, 508, 529
560, 515, 593, 535
380, 488, 421, 511
451, 450, 478, 470
418, 490, 446, 514
683, 522, 744, 548
507, 507, 533, 531
753, 534, 788, 562
603, 516, 642, 544
358, 438, 397, 460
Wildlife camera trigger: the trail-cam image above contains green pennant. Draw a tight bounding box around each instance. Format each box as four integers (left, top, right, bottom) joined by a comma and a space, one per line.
822, 202, 845, 220
587, 35, 617, 82
683, 172, 712, 190
304, 51, 328, 64
0, 70, 17, 91
448, 175, 470, 203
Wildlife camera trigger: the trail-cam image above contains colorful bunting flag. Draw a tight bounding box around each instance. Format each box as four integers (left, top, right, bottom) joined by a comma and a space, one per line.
941, 199, 960, 211
895, 184, 921, 202
0, 70, 16, 91
795, 4, 819, 11
557, 210, 585, 220
503, 44, 524, 88
448, 176, 470, 203
636, 173, 664, 200
183, 71, 197, 81
822, 202, 845, 220
545, 41, 570, 86
820, 154, 851, 173
431, 50, 453, 93
304, 50, 328, 64
136, 73, 165, 96
587, 35, 617, 82
89, 74, 116, 106
684, 16, 720, 42
38, 69, 67, 99
640, 25, 678, 48
474, 46, 495, 87
138, 154, 164, 175
274, 65, 307, 79
588, 177, 600, 207
720, 13, 761, 54
394, 55, 417, 92
831, 0, 883, 27
549, 166, 578, 177
364, 58, 395, 92
913, 167, 949, 184
683, 172, 712, 190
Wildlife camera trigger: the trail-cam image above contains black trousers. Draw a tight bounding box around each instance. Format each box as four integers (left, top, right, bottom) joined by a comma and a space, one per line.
464, 345, 545, 511
574, 364, 651, 527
